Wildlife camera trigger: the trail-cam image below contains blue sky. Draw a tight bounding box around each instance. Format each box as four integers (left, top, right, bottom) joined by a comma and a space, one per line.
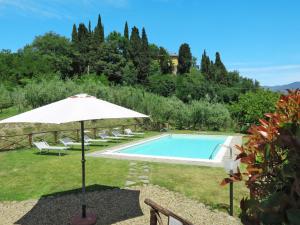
0, 0, 299, 85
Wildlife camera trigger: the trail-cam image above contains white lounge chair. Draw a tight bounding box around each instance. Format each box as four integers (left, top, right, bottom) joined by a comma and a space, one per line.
98, 132, 124, 140
33, 141, 69, 156
84, 135, 108, 144
112, 130, 134, 138
60, 137, 90, 149
124, 128, 145, 136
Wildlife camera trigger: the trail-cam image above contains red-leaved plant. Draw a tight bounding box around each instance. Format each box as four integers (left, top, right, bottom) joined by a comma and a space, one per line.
221, 89, 300, 225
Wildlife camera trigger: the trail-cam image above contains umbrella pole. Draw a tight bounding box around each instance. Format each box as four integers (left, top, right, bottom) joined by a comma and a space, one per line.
70, 121, 96, 224
81, 121, 86, 218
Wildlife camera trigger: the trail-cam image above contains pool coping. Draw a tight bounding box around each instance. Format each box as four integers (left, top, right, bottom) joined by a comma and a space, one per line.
87, 133, 235, 167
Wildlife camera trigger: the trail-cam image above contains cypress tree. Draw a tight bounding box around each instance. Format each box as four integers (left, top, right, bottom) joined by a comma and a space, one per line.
129, 26, 150, 83
178, 43, 192, 74
122, 22, 130, 60
214, 52, 226, 72
71, 24, 78, 43
97, 14, 102, 28
159, 47, 173, 74
78, 23, 88, 42
76, 23, 90, 74
124, 21, 129, 39
138, 27, 150, 83
88, 20, 92, 34
129, 26, 141, 64
94, 14, 104, 44
214, 52, 227, 82
100, 24, 104, 42
200, 50, 209, 74
141, 27, 148, 48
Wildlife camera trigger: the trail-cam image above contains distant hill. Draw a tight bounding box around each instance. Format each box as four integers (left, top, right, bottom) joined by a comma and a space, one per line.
264, 82, 300, 92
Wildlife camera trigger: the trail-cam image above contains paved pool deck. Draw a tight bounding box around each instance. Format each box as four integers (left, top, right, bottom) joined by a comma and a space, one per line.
87, 134, 243, 167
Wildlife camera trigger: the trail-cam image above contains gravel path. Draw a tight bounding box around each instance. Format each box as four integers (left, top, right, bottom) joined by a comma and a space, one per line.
0, 185, 241, 225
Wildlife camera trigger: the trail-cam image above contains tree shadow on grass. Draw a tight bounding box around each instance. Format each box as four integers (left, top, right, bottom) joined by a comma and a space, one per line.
15, 184, 143, 225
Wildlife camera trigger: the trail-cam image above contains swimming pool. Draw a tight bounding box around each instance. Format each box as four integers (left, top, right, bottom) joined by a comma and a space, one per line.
100, 134, 233, 164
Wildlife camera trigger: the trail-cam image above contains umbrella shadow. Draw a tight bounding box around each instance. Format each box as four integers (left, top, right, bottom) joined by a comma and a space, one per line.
15, 184, 144, 225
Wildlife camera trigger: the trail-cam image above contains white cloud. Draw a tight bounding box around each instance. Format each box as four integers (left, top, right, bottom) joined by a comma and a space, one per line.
229, 64, 300, 86
234, 64, 300, 73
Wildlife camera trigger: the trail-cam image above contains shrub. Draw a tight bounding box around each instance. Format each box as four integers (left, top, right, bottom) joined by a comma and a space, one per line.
147, 74, 176, 97
0, 85, 12, 112
189, 100, 231, 130
229, 89, 279, 132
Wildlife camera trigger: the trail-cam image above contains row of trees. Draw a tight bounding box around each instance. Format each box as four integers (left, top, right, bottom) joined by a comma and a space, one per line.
70, 16, 153, 83
0, 73, 279, 132
0, 14, 257, 88
0, 14, 265, 129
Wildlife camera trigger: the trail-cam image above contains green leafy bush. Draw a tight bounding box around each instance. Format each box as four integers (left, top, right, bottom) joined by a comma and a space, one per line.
147, 74, 176, 97
189, 100, 231, 130
0, 85, 12, 112
229, 89, 279, 132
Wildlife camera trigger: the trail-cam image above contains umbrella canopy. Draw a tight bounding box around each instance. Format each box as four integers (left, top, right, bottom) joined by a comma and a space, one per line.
0, 93, 148, 124
0, 93, 149, 224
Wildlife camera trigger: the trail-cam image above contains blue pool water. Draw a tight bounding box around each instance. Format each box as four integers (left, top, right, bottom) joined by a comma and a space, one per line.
117, 135, 228, 160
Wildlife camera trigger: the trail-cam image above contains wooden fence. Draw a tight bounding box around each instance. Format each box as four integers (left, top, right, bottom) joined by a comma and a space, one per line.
144, 198, 194, 225
0, 123, 141, 151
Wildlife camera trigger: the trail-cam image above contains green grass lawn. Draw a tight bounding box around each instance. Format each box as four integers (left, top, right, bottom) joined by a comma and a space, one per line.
0, 149, 129, 200
0, 131, 248, 217
150, 163, 248, 216
0, 131, 158, 200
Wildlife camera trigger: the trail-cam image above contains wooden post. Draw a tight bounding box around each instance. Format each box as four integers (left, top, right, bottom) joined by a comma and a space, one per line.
150, 209, 157, 225
93, 128, 97, 139
122, 125, 125, 133
28, 133, 33, 147
53, 131, 58, 144
76, 129, 80, 142
134, 124, 137, 131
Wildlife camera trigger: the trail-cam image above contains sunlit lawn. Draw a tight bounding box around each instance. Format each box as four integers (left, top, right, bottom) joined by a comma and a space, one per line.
150, 163, 248, 216
0, 131, 158, 200
0, 131, 248, 217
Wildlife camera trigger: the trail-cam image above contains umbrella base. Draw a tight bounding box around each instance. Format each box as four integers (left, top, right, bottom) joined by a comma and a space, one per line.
70, 213, 97, 225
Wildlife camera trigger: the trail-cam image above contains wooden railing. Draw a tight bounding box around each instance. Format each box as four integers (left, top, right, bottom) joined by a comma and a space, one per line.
0, 123, 142, 151
144, 198, 194, 225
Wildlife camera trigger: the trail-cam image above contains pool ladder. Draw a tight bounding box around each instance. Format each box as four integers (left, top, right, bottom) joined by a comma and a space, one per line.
209, 144, 232, 160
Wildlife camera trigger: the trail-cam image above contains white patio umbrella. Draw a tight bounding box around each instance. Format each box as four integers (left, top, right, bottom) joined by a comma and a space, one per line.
0, 93, 148, 224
